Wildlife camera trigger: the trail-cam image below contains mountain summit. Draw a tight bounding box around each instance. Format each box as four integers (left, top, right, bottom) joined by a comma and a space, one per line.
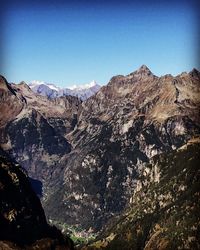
130, 64, 154, 78
137, 64, 153, 74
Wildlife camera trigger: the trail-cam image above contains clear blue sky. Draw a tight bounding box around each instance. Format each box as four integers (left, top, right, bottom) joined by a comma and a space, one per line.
1, 0, 199, 87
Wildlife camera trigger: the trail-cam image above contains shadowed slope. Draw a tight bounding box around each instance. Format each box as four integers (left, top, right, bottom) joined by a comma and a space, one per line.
0, 150, 74, 249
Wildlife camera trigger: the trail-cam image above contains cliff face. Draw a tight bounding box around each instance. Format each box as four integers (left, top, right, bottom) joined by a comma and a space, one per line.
44, 66, 200, 232
0, 76, 24, 128
0, 66, 200, 236
0, 149, 74, 249
81, 138, 200, 250
0, 76, 81, 195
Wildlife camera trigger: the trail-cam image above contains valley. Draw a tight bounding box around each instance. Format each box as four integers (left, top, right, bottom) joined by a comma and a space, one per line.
0, 65, 200, 249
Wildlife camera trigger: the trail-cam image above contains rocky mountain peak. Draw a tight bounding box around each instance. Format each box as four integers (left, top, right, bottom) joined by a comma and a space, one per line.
0, 75, 16, 95
124, 65, 155, 82
19, 81, 29, 87
16, 81, 36, 96
138, 64, 151, 71
189, 68, 200, 78
0, 75, 7, 86
132, 64, 153, 77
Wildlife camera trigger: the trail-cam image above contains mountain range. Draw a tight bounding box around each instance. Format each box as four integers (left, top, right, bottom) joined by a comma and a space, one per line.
0, 65, 200, 249
29, 80, 101, 100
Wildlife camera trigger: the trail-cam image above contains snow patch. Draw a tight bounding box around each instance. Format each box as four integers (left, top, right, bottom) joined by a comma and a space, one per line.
29, 80, 101, 100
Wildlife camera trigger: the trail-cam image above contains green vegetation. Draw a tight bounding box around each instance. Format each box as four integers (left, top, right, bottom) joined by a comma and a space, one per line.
48, 219, 97, 245
81, 139, 200, 249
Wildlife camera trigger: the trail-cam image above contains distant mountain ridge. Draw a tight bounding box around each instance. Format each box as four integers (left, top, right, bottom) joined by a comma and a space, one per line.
29, 80, 101, 100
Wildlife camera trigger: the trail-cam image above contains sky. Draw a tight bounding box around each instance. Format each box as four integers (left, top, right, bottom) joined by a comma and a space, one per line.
1, 0, 199, 87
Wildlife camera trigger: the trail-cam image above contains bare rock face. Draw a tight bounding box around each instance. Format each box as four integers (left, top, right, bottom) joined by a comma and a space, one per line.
80, 138, 200, 250
0, 66, 200, 237
14, 81, 81, 136
0, 76, 24, 128
43, 66, 200, 233
0, 149, 74, 249
0, 77, 81, 195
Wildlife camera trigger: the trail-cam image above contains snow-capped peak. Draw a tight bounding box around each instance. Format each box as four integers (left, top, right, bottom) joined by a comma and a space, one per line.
28, 80, 101, 100
68, 80, 98, 90
29, 80, 45, 86
29, 81, 60, 91
46, 84, 60, 91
